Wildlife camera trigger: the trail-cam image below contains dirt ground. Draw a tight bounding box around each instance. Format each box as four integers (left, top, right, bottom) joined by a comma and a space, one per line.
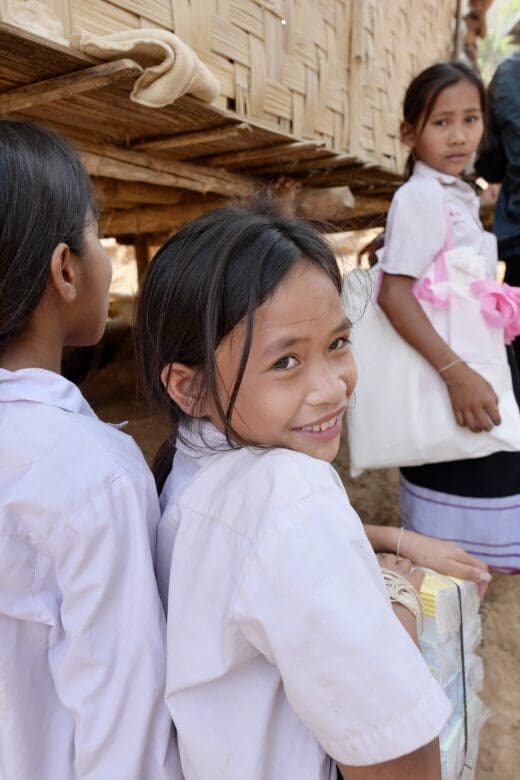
81, 351, 520, 780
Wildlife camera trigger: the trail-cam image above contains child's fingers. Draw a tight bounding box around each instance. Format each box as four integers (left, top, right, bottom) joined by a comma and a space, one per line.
450, 547, 489, 573
484, 398, 501, 427
444, 559, 492, 587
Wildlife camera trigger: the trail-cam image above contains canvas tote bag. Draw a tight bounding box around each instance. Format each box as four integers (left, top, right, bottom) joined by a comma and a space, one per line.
343, 239, 520, 476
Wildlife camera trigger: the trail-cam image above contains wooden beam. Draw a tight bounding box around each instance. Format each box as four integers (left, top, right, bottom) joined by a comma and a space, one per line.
202, 141, 328, 169
77, 140, 253, 198
0, 60, 141, 116
132, 122, 252, 153
92, 177, 187, 207
352, 194, 391, 215
252, 153, 363, 177
297, 187, 355, 222
100, 199, 223, 236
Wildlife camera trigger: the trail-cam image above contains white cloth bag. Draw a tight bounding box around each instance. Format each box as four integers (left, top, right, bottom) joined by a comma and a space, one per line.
343, 247, 520, 476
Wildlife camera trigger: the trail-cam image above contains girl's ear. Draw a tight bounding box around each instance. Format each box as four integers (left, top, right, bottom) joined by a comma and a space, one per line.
49, 243, 77, 303
161, 363, 207, 417
400, 121, 416, 149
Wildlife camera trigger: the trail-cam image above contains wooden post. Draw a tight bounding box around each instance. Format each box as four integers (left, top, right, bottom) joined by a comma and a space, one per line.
134, 236, 150, 282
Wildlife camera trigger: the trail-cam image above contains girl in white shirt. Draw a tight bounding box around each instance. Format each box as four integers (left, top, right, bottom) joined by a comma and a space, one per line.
134, 198, 459, 780
0, 121, 181, 779
378, 63, 520, 573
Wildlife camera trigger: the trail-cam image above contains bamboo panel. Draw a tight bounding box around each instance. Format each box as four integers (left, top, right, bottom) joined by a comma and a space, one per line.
2, 0, 458, 172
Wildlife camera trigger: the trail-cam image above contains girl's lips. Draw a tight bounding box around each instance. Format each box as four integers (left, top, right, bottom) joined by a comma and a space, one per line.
293, 411, 345, 442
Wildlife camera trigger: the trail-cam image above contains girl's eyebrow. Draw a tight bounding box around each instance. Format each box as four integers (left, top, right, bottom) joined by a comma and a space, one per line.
432, 107, 482, 117
262, 317, 352, 359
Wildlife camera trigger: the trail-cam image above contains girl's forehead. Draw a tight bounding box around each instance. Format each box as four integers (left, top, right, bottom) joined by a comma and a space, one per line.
430, 79, 482, 112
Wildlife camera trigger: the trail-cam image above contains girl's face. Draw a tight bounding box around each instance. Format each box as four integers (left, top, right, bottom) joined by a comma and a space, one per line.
208, 261, 356, 463
402, 79, 484, 176
66, 219, 112, 346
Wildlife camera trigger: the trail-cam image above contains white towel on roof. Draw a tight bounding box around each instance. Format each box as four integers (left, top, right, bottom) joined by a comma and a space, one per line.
72, 27, 220, 108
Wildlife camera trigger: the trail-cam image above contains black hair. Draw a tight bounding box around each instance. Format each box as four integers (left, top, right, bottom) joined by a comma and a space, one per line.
402, 62, 487, 177
0, 120, 95, 350
134, 196, 342, 490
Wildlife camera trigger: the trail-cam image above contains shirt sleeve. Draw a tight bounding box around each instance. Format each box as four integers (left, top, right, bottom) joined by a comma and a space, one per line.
380, 178, 447, 279
45, 472, 180, 780
232, 480, 451, 767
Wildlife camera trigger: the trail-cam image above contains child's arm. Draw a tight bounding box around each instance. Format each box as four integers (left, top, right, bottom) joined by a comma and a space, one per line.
378, 274, 501, 433
365, 524, 491, 592
337, 739, 441, 780
338, 556, 443, 779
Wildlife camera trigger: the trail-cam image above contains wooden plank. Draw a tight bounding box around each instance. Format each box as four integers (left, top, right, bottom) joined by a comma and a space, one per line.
80, 139, 253, 195
202, 140, 326, 168
92, 177, 187, 206
251, 153, 362, 177
0, 59, 140, 115
298, 186, 355, 221
78, 141, 254, 197
132, 122, 252, 152
82, 150, 200, 191
100, 199, 224, 236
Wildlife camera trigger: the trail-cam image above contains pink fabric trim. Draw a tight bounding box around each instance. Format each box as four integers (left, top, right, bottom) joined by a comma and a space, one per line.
470, 280, 520, 344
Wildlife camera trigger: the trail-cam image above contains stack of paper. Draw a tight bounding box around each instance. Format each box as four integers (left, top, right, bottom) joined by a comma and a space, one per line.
418, 570, 489, 780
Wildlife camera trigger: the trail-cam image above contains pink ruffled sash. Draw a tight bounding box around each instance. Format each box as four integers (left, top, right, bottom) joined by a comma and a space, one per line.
470, 280, 520, 345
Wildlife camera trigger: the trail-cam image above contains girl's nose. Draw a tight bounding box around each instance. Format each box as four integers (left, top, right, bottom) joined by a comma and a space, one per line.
306, 366, 348, 407
450, 124, 467, 144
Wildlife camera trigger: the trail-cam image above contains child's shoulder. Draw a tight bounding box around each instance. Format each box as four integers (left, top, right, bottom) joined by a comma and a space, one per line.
392, 171, 444, 207
176, 446, 345, 540
3, 397, 152, 507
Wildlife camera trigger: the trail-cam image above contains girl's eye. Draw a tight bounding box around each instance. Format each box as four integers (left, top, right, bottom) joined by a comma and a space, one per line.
466, 115, 480, 124
434, 119, 449, 127
329, 336, 351, 351
272, 355, 299, 370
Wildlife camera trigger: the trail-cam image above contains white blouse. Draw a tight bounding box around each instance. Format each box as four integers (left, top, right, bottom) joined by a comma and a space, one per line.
379, 161, 498, 279
159, 423, 450, 780
0, 368, 181, 780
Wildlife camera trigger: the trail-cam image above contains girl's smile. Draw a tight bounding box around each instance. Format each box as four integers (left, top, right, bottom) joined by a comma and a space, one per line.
292, 408, 345, 438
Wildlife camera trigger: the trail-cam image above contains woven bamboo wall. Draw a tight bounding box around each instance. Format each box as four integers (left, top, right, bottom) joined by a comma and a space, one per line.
6, 0, 458, 171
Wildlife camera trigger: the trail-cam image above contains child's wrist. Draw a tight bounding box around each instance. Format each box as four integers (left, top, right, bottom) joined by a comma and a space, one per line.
381, 567, 424, 635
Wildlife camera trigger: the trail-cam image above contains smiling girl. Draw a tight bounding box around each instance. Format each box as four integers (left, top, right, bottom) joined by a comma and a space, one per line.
135, 200, 452, 780
377, 63, 520, 573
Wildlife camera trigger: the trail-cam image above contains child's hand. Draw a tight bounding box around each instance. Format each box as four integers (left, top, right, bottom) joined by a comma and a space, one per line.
442, 361, 501, 432
376, 553, 424, 592
399, 529, 491, 597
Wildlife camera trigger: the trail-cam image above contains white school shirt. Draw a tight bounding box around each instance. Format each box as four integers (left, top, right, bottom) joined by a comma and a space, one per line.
379, 160, 498, 279
0, 368, 182, 780
158, 423, 451, 780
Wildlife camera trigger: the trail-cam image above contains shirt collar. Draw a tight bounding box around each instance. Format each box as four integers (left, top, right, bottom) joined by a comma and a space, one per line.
413, 160, 459, 185
176, 419, 231, 460
0, 367, 97, 418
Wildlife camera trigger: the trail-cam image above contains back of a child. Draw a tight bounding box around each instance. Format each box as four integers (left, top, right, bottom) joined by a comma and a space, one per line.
0, 121, 180, 779
135, 201, 451, 779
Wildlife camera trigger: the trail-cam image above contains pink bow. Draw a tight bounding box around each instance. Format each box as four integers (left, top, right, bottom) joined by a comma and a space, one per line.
470, 280, 520, 344
413, 277, 450, 309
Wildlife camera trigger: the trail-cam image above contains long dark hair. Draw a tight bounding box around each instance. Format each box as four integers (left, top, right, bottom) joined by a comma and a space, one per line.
402, 62, 487, 178
134, 197, 342, 490
0, 120, 95, 351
